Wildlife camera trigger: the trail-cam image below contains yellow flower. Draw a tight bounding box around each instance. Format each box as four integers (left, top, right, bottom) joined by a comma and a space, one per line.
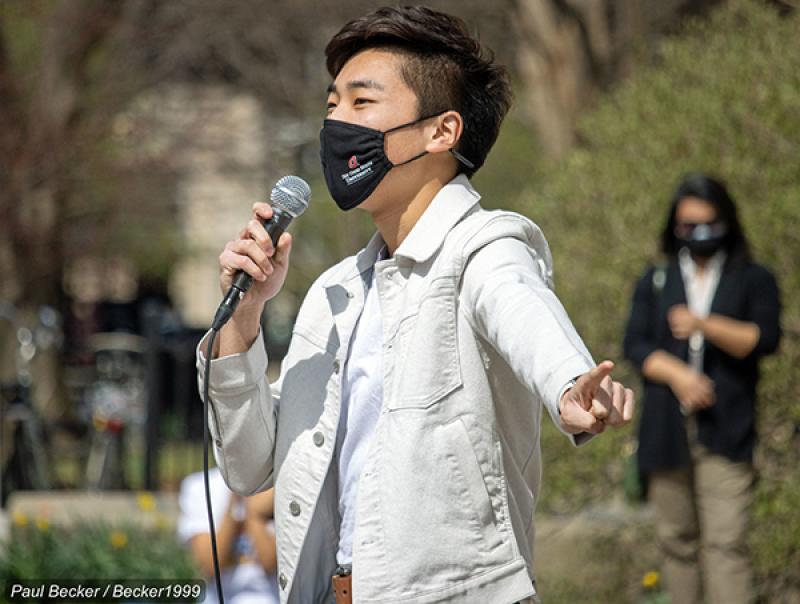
35, 517, 50, 532
109, 530, 128, 549
642, 570, 660, 589
136, 492, 156, 512
12, 512, 28, 527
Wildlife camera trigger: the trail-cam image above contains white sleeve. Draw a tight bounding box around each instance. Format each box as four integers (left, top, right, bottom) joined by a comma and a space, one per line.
196, 329, 277, 495
461, 237, 595, 440
176, 473, 211, 544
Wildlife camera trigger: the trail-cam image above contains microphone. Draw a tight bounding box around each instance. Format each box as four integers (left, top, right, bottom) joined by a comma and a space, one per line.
211, 175, 311, 330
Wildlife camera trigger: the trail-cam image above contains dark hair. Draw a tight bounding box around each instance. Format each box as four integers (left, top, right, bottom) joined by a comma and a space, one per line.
660, 173, 752, 263
325, 5, 512, 178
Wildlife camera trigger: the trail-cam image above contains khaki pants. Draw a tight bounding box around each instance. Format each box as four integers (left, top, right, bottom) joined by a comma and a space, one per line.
649, 443, 755, 604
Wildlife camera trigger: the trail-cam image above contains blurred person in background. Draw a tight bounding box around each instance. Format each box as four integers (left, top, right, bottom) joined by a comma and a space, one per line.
178, 468, 279, 604
624, 173, 781, 604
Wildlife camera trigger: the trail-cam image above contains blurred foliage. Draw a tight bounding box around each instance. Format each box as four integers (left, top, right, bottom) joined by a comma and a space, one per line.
3, 0, 797, 600
534, 519, 665, 604
0, 1, 186, 285
0, 521, 197, 591
499, 0, 800, 597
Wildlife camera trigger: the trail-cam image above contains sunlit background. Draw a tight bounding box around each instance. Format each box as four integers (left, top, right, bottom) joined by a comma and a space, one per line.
1, 1, 798, 602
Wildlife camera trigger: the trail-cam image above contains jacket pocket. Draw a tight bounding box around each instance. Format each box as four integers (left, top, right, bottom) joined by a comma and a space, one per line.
387, 276, 462, 410
446, 419, 503, 541
378, 417, 507, 592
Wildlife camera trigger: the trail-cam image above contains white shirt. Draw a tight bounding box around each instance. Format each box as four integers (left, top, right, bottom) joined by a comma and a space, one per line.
678, 248, 726, 372
336, 259, 385, 566
177, 469, 280, 604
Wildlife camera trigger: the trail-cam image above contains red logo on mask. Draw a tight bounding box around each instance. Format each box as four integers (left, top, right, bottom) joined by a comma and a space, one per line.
348, 155, 359, 169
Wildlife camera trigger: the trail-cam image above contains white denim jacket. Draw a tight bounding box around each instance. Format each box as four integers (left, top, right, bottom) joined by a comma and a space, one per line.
197, 175, 594, 604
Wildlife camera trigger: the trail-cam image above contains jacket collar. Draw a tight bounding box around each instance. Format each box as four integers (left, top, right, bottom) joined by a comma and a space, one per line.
327, 174, 481, 286
393, 174, 481, 263
354, 231, 388, 277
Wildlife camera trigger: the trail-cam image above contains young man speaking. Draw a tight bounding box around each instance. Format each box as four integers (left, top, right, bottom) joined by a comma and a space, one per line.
198, 6, 634, 603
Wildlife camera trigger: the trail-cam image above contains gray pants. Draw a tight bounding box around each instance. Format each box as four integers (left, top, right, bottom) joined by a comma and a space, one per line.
649, 443, 755, 604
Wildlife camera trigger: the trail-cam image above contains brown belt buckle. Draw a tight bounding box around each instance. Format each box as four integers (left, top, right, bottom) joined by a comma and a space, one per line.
332, 564, 352, 604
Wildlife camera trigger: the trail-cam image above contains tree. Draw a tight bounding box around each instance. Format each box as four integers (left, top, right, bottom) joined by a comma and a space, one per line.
1, 1, 132, 419
511, 0, 724, 157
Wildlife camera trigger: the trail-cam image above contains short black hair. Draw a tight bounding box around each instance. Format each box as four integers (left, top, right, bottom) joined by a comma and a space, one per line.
660, 173, 752, 264
325, 5, 512, 178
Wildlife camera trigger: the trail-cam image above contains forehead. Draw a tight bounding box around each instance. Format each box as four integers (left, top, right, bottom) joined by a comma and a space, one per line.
676, 196, 718, 221
330, 48, 411, 94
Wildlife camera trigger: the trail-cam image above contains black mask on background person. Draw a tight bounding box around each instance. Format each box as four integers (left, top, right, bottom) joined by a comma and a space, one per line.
319, 112, 475, 211
678, 222, 728, 258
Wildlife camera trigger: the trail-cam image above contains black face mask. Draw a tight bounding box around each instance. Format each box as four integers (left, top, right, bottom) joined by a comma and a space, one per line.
677, 222, 728, 258
319, 113, 475, 211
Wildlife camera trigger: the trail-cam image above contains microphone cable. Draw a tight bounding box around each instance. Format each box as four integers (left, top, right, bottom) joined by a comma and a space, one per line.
203, 328, 225, 604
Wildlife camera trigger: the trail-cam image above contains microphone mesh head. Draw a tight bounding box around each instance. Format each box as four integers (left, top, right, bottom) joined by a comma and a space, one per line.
271, 175, 311, 217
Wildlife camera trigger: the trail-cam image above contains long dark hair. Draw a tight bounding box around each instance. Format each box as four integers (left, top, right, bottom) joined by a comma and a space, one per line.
660, 173, 752, 264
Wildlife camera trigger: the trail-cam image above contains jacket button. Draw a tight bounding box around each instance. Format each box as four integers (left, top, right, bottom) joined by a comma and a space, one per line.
333, 360, 341, 374
214, 439, 222, 448
313, 432, 325, 447
289, 500, 301, 516
279, 573, 287, 589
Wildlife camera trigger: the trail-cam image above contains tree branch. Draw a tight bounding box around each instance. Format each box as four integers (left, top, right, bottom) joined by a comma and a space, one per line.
31, 0, 125, 145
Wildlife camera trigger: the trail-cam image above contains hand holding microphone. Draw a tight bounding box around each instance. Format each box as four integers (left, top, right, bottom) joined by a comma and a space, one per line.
213, 176, 310, 331
218, 205, 291, 312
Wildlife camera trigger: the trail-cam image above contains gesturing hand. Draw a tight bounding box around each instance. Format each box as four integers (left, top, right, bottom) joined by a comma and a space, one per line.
559, 361, 635, 435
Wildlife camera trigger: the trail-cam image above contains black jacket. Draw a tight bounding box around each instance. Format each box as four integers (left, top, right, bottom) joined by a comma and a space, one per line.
624, 257, 781, 473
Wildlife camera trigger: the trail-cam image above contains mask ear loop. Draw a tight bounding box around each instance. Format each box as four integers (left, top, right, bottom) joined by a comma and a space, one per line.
383, 112, 448, 134
390, 148, 475, 169
384, 112, 476, 170
391, 149, 429, 167
450, 149, 475, 169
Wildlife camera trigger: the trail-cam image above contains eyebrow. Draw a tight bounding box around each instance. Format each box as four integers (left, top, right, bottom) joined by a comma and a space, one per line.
326, 79, 385, 94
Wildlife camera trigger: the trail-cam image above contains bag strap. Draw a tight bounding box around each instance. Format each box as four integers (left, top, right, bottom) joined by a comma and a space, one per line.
651, 262, 668, 297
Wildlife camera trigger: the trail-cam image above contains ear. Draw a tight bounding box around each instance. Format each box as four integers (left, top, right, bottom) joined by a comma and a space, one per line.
426, 111, 464, 155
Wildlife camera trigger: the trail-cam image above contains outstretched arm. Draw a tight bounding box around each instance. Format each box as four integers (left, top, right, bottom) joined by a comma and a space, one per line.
462, 237, 634, 438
